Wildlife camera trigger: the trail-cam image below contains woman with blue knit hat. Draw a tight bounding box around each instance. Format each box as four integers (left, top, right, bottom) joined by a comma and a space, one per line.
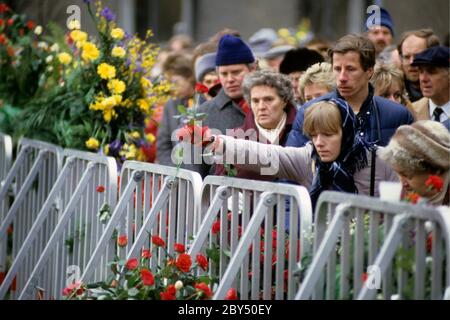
200, 98, 398, 208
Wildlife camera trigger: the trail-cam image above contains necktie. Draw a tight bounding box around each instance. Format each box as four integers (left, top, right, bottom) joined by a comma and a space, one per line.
433, 107, 443, 122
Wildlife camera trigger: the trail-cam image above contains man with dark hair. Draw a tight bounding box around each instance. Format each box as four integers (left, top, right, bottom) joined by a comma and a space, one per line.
183, 34, 257, 177
411, 46, 450, 131
287, 34, 414, 149
397, 29, 440, 102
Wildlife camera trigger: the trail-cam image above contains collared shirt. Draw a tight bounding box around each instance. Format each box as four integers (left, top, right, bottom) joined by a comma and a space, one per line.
429, 99, 450, 123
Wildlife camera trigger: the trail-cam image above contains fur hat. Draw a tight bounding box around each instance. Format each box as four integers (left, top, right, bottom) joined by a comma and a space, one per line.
216, 34, 255, 66
279, 48, 324, 75
379, 120, 450, 173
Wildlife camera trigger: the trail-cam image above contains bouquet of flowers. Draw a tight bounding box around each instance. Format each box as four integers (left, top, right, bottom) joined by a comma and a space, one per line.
14, 1, 171, 167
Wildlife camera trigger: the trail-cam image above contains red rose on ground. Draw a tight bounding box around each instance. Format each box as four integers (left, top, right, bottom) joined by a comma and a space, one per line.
125, 258, 138, 270
140, 269, 154, 286
195, 282, 212, 299
225, 288, 238, 300
117, 235, 128, 247
425, 175, 444, 192
176, 253, 192, 273
96, 185, 105, 193
174, 243, 185, 253
151, 235, 165, 247
196, 254, 208, 271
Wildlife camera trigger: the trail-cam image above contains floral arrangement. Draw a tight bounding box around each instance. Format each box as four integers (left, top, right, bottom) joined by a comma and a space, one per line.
63, 234, 239, 300
402, 175, 444, 204
277, 18, 314, 47
14, 1, 171, 167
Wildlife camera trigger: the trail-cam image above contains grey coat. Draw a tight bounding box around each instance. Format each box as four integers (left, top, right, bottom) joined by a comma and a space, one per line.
184, 88, 247, 177
219, 136, 399, 197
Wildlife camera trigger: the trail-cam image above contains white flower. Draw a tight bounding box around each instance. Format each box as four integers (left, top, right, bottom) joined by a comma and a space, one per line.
68, 19, 81, 30
174, 281, 184, 290
45, 55, 54, 63
37, 42, 48, 50
47, 66, 54, 72
34, 25, 43, 35
50, 43, 60, 52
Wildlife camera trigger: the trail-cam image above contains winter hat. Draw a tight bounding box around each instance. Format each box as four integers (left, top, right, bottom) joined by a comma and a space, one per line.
279, 48, 324, 75
379, 120, 450, 173
216, 34, 255, 66
411, 46, 450, 68
248, 28, 278, 58
365, 7, 394, 36
195, 52, 217, 82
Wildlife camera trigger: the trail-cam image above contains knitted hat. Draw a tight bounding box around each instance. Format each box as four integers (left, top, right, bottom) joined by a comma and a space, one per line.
216, 34, 255, 66
195, 52, 217, 82
279, 48, 324, 75
379, 120, 450, 173
365, 7, 394, 36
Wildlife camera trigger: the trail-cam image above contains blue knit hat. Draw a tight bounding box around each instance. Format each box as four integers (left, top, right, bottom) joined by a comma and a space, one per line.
216, 34, 255, 66
365, 7, 394, 36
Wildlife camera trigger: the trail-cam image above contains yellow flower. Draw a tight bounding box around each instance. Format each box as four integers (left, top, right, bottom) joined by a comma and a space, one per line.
111, 28, 125, 40
104, 144, 110, 155
119, 143, 137, 160
145, 133, 156, 144
112, 46, 126, 58
137, 99, 150, 113
97, 63, 116, 80
82, 42, 100, 61
68, 19, 81, 30
58, 52, 72, 65
85, 137, 100, 150
130, 131, 140, 139
277, 28, 290, 38
107, 79, 126, 95
70, 30, 87, 43
140, 77, 152, 89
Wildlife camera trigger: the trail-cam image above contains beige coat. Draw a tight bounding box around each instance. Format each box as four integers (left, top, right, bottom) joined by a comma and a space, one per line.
218, 136, 399, 197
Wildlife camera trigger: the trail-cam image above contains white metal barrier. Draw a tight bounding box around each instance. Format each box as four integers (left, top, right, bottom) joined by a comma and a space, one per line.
79, 161, 202, 287
0, 133, 13, 284
296, 191, 450, 300
0, 149, 117, 300
186, 176, 313, 300
0, 138, 63, 297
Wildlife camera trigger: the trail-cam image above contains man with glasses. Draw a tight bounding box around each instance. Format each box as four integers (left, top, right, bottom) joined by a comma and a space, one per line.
397, 29, 440, 102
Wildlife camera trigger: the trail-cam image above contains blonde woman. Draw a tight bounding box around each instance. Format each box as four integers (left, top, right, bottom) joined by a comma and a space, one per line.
298, 62, 335, 104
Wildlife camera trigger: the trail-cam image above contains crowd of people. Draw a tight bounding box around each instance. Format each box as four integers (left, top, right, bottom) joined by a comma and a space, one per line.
151, 7, 449, 207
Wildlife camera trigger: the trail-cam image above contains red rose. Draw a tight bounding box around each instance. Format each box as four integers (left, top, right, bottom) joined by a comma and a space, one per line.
96, 185, 105, 193
7, 18, 13, 26
195, 282, 212, 299
140, 269, 154, 286
195, 82, 209, 94
176, 124, 210, 146
174, 243, 185, 253
0, 3, 10, 13
362, 272, 368, 283
26, 20, 35, 30
166, 284, 176, 296
141, 249, 152, 259
151, 235, 165, 247
196, 254, 208, 271
62, 281, 84, 296
225, 288, 238, 300
160, 291, 176, 300
125, 258, 138, 270
425, 175, 444, 192
117, 235, 128, 247
176, 253, 192, 273
405, 192, 420, 204
212, 220, 220, 235
427, 234, 433, 253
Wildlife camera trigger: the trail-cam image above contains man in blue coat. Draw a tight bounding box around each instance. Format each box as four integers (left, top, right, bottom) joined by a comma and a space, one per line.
287, 34, 414, 148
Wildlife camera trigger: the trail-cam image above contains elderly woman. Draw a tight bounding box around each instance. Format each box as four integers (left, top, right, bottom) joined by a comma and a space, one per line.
205, 98, 398, 207
215, 70, 297, 181
298, 62, 335, 104
379, 120, 450, 206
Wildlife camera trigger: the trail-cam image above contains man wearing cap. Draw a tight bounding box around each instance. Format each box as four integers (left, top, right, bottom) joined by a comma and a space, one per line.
183, 34, 257, 177
411, 46, 450, 131
365, 7, 395, 57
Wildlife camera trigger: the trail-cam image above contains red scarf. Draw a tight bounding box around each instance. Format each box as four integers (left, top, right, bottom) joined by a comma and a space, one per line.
236, 98, 251, 115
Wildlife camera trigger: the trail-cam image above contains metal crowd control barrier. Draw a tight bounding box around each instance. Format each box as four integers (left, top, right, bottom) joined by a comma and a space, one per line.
186, 176, 313, 300
296, 191, 450, 300
80, 161, 202, 286
0, 133, 13, 284
0, 149, 117, 300
0, 138, 63, 297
